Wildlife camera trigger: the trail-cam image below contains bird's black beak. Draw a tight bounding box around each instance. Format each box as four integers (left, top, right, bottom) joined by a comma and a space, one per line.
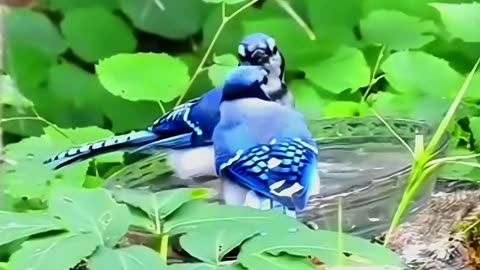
251, 50, 270, 65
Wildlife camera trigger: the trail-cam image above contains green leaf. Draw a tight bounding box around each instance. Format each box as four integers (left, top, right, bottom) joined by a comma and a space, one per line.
370, 92, 450, 124
96, 53, 189, 102
42, 0, 119, 12
1, 135, 89, 200
112, 188, 209, 231
288, 79, 333, 119
207, 54, 238, 88
301, 46, 371, 93
88, 246, 167, 270
381, 51, 464, 97
238, 229, 404, 267
180, 223, 259, 264
164, 201, 302, 235
240, 253, 313, 270
128, 207, 156, 233
431, 2, 480, 43
169, 263, 244, 270
48, 187, 131, 247
5, 9, 67, 89
60, 6, 136, 62
203, 0, 247, 4
470, 117, 480, 146
9, 232, 99, 270
120, 0, 209, 40
360, 9, 437, 50
306, 0, 363, 46
44, 126, 124, 164
438, 148, 478, 180
0, 75, 34, 110
323, 101, 370, 118
0, 211, 64, 246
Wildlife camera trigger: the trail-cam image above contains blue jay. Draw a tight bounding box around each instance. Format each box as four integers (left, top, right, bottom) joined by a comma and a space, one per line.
44, 33, 294, 182
213, 65, 320, 217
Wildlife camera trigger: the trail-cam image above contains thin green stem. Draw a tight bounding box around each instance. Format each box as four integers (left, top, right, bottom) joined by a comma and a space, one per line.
372, 109, 415, 157
0, 116, 43, 124
274, 0, 315, 40
174, 0, 259, 107
160, 233, 169, 261
362, 45, 386, 103
157, 101, 166, 115
336, 197, 344, 266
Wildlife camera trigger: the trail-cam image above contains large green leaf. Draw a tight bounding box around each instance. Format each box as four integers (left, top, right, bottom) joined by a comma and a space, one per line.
438, 148, 478, 180
112, 188, 209, 232
360, 9, 437, 50
42, 0, 119, 12
169, 263, 244, 270
470, 117, 480, 146
88, 246, 167, 270
5, 9, 67, 90
381, 51, 464, 97
9, 232, 99, 270
288, 79, 333, 119
322, 101, 370, 118
207, 54, 238, 88
120, 0, 209, 40
431, 2, 480, 43
180, 223, 259, 264
1, 134, 89, 200
60, 6, 136, 62
301, 46, 371, 93
96, 53, 190, 102
370, 92, 449, 124
0, 211, 64, 246
306, 0, 363, 47
238, 229, 404, 267
48, 187, 131, 247
164, 201, 303, 235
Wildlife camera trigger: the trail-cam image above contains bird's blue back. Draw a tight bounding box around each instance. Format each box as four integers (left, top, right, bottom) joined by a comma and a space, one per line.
212, 66, 319, 211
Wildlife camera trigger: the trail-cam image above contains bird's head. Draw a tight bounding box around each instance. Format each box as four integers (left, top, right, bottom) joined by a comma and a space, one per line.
221, 65, 272, 102
238, 33, 285, 82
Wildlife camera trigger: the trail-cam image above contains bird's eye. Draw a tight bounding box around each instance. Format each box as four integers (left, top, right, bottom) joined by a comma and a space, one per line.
272, 46, 278, 54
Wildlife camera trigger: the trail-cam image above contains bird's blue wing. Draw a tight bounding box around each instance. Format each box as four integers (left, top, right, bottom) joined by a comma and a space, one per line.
135, 89, 223, 152
216, 137, 318, 211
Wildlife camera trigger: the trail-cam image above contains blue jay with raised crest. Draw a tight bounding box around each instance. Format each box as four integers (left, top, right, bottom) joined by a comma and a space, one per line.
44, 33, 294, 182
213, 65, 320, 217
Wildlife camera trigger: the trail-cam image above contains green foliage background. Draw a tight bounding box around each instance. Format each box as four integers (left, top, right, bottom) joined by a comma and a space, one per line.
2, 0, 480, 269
3, 0, 480, 187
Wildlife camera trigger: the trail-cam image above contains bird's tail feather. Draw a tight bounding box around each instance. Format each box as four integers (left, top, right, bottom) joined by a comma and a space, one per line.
44, 130, 159, 170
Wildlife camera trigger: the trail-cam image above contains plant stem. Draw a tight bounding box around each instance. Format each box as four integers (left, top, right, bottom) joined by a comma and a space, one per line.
274, 0, 316, 40
0, 116, 42, 124
160, 233, 169, 262
362, 45, 386, 103
157, 101, 166, 115
336, 197, 344, 266
174, 0, 259, 107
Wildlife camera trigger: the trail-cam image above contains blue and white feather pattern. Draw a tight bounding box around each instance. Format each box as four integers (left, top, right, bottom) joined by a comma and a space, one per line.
212, 66, 320, 218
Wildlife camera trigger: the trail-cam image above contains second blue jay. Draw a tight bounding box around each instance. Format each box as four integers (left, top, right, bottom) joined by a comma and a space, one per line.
213, 65, 320, 217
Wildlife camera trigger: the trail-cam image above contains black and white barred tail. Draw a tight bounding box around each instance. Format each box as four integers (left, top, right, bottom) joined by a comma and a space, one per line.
44, 130, 159, 170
